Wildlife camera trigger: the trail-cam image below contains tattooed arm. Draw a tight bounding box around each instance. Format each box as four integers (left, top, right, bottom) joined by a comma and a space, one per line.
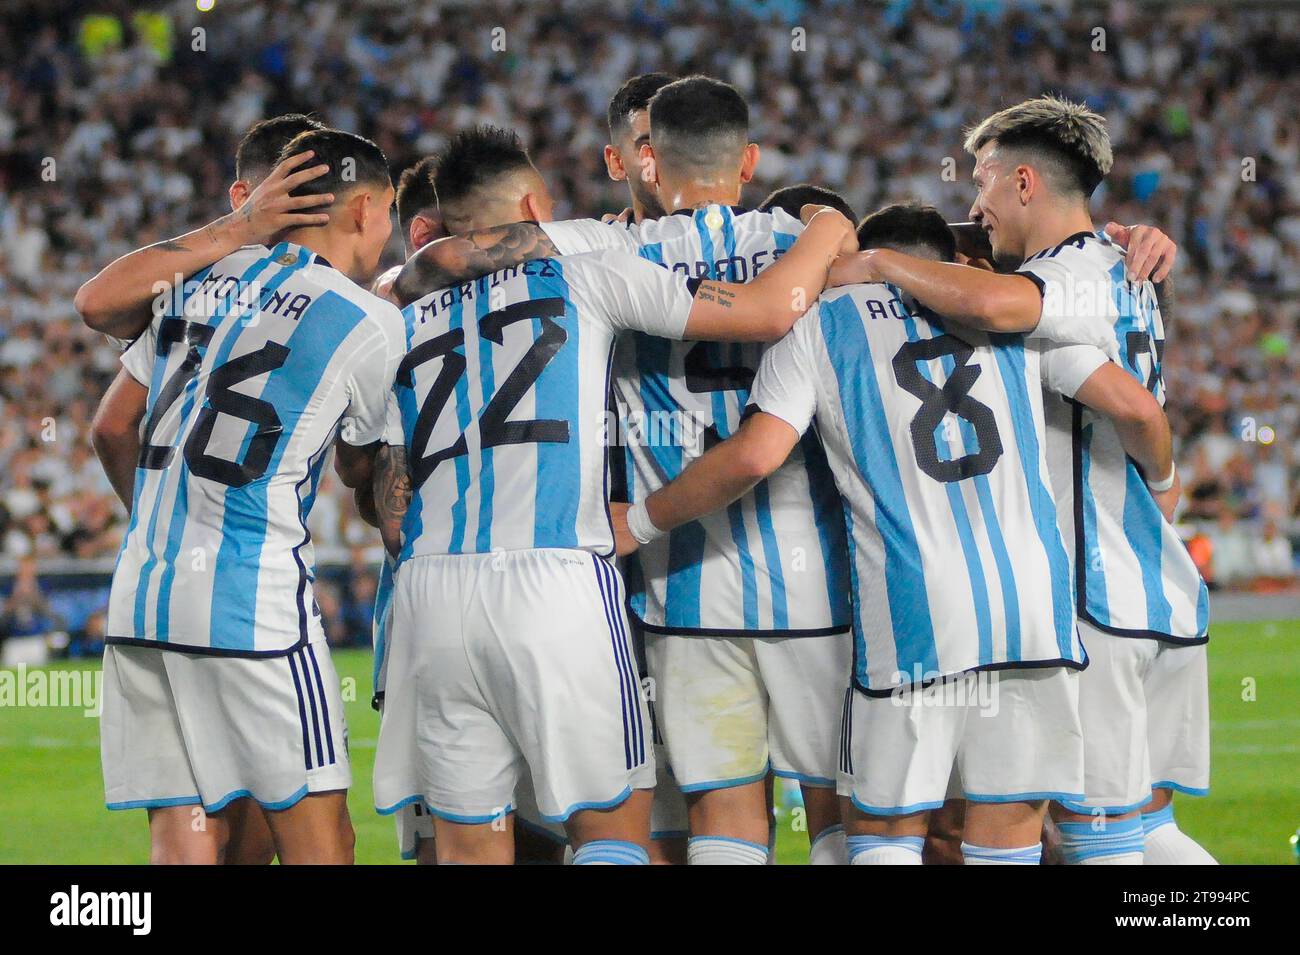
371, 445, 411, 559
74, 151, 332, 341
391, 222, 560, 307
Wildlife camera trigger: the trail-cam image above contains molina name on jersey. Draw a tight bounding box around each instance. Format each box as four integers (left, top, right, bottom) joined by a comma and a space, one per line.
392, 250, 695, 559
108, 242, 406, 656
542, 207, 851, 637
1020, 231, 1209, 644
749, 282, 1083, 695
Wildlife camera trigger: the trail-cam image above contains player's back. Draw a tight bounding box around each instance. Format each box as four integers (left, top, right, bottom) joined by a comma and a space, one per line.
619, 205, 851, 634
1023, 231, 1209, 643
394, 250, 691, 560
788, 282, 1082, 693
108, 241, 404, 655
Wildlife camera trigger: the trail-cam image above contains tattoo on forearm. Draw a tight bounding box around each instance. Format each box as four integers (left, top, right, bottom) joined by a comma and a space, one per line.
393, 222, 559, 306
153, 239, 191, 253
373, 444, 412, 554
697, 282, 735, 308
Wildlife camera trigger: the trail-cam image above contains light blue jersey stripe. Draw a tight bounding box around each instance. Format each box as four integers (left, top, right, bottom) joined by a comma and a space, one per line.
210, 287, 368, 651
820, 295, 938, 678
1123, 460, 1174, 632
750, 480, 788, 629
989, 336, 1075, 658
1078, 420, 1109, 625
531, 259, 581, 549
473, 285, 496, 553
804, 433, 852, 626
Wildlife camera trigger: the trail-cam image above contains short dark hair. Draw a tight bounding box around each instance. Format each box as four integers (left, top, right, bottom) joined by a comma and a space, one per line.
606, 72, 675, 138
648, 75, 748, 173
235, 113, 326, 183
759, 184, 857, 224
856, 203, 957, 262
277, 128, 391, 202
432, 125, 533, 210
964, 96, 1112, 199
395, 156, 438, 230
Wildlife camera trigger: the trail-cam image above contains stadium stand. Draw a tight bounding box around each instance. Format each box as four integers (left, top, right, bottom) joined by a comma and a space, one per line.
1, 0, 1296, 655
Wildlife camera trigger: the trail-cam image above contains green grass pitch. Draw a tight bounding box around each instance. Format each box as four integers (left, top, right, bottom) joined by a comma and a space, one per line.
1, 620, 1295, 864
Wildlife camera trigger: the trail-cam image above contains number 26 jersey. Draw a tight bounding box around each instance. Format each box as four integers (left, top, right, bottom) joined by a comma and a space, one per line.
109, 242, 406, 656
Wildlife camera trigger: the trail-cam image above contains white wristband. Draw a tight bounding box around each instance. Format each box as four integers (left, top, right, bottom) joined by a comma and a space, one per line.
625, 501, 664, 544
1146, 463, 1176, 493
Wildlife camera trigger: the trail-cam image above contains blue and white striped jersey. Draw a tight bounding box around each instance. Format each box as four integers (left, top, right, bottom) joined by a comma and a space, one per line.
749, 282, 1083, 694
108, 242, 406, 655
393, 250, 695, 559
1021, 231, 1209, 644
542, 207, 851, 636
371, 554, 395, 705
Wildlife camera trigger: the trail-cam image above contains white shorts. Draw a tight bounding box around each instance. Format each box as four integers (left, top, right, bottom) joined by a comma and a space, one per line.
392, 776, 566, 859
1060, 623, 1210, 814
838, 667, 1084, 815
374, 549, 655, 824
645, 630, 851, 791
101, 640, 350, 813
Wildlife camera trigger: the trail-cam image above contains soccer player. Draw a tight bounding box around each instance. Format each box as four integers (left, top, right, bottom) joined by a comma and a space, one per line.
390, 76, 857, 866
611, 199, 1166, 865
760, 183, 858, 224
603, 72, 675, 223
370, 182, 856, 864
81, 113, 332, 865
92, 128, 405, 864
857, 96, 1212, 863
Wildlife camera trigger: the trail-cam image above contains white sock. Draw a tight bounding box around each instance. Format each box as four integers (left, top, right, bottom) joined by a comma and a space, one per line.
688, 836, 769, 865
810, 824, 848, 865
571, 840, 649, 865
962, 842, 1043, 865
1142, 806, 1217, 864
1057, 817, 1144, 864
847, 834, 923, 865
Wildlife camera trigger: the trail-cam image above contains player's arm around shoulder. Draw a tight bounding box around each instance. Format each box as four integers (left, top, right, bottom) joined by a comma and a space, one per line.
613, 321, 815, 556
681, 206, 855, 343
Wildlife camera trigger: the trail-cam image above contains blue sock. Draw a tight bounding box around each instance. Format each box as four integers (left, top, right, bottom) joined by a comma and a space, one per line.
1141, 803, 1175, 835
846, 834, 924, 864
572, 840, 649, 865
1057, 815, 1145, 864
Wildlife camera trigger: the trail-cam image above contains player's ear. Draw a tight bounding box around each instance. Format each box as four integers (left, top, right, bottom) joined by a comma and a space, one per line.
229, 180, 250, 212
638, 142, 659, 186
1016, 164, 1035, 205
739, 143, 760, 183
604, 144, 626, 183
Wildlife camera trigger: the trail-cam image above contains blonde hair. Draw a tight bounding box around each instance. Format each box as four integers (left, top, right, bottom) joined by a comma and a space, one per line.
964, 95, 1113, 197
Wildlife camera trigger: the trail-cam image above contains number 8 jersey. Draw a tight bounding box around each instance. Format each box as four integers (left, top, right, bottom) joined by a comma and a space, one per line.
750, 282, 1084, 694
108, 242, 406, 655
392, 250, 696, 560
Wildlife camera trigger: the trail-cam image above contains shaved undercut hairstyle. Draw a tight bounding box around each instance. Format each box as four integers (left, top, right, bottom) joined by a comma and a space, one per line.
276, 128, 392, 202
963, 94, 1113, 199
431, 125, 535, 219
647, 75, 749, 174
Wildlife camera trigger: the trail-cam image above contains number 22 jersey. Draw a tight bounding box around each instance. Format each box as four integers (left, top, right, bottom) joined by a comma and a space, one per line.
391, 250, 696, 561
108, 242, 406, 656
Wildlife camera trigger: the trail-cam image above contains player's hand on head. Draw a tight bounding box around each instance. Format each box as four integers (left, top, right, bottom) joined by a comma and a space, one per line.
799, 204, 857, 255
608, 501, 640, 556
239, 150, 334, 244
1105, 221, 1177, 284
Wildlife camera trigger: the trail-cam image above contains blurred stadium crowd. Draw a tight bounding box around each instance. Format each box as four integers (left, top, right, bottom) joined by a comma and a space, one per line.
1, 0, 1296, 654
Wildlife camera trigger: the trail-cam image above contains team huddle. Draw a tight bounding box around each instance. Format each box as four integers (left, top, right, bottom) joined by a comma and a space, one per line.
75, 72, 1216, 865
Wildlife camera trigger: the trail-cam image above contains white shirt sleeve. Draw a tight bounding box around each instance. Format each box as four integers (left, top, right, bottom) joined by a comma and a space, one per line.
1016, 257, 1117, 355
119, 320, 159, 386
541, 218, 639, 256
746, 316, 818, 437
578, 250, 695, 339
340, 306, 406, 447
1038, 341, 1112, 399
